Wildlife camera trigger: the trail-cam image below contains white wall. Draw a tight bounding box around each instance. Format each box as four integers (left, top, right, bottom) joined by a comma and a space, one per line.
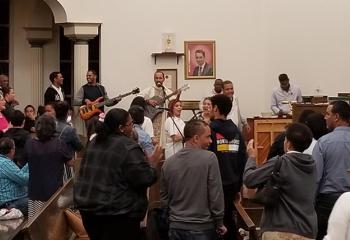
12, 0, 59, 110
98, 0, 264, 118
12, 0, 350, 118
262, 0, 350, 101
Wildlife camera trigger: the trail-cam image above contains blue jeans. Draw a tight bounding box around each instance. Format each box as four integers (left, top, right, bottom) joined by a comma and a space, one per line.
169, 228, 219, 240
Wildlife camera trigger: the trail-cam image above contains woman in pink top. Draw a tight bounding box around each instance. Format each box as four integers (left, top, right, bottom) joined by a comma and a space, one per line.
0, 95, 9, 132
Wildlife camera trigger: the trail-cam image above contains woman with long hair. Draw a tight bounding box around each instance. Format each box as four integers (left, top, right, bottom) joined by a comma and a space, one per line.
164, 99, 185, 159
74, 108, 158, 240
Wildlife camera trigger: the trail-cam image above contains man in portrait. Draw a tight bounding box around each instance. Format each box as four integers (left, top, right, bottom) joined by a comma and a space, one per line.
192, 49, 213, 76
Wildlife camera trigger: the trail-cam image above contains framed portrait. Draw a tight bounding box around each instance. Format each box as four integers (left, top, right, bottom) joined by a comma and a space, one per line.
157, 68, 177, 91
184, 41, 216, 79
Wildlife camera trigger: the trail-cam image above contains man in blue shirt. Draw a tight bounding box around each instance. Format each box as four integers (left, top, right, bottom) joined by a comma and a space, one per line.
0, 137, 28, 216
312, 100, 350, 240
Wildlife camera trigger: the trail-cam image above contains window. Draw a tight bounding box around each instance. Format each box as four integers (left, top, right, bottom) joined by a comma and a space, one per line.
0, 0, 10, 75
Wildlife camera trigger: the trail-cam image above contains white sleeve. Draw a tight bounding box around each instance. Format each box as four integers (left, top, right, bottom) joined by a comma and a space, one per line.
142, 117, 154, 138
324, 193, 350, 240
164, 117, 177, 137
139, 87, 152, 99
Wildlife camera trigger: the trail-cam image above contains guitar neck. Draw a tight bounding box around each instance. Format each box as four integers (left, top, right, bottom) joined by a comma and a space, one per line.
95, 91, 133, 108
158, 91, 178, 105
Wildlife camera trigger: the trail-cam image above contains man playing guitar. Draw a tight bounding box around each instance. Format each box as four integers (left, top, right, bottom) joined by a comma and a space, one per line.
139, 71, 174, 107
139, 71, 178, 145
74, 70, 119, 139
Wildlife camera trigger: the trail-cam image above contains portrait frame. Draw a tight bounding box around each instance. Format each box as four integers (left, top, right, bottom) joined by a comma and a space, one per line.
157, 68, 178, 91
184, 40, 216, 80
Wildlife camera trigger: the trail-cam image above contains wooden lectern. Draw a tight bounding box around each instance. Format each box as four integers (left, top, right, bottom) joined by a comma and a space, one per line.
292, 103, 328, 122
247, 116, 292, 165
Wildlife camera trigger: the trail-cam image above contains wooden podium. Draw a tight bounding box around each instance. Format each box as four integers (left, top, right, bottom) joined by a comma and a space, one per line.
292, 103, 328, 122
247, 117, 292, 165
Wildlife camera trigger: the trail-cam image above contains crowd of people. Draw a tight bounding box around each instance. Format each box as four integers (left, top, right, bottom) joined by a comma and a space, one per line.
0, 70, 349, 240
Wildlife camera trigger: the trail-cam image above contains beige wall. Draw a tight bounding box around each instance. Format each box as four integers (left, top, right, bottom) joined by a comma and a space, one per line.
10, 0, 350, 117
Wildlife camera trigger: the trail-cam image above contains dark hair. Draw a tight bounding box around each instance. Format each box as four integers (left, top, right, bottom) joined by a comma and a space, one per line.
35, 115, 56, 142
330, 100, 350, 122
129, 105, 145, 125
54, 101, 69, 121
210, 94, 232, 117
202, 97, 211, 103
184, 119, 209, 141
285, 123, 313, 152
214, 79, 223, 84
49, 72, 61, 83
95, 108, 129, 142
2, 86, 12, 96
37, 105, 45, 117
88, 69, 97, 76
130, 96, 147, 110
279, 73, 289, 82
24, 104, 35, 113
10, 110, 25, 127
298, 109, 315, 124
222, 80, 233, 87
154, 71, 165, 79
168, 99, 181, 117
195, 49, 206, 57
0, 137, 15, 155
305, 112, 329, 140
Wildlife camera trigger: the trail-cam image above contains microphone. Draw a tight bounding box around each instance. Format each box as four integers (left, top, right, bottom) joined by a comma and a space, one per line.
156, 106, 170, 111
156, 82, 163, 87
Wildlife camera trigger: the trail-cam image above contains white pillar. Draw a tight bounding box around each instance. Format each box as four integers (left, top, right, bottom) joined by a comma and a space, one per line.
30, 47, 44, 107
74, 41, 89, 99
24, 27, 52, 109
63, 23, 100, 136
72, 41, 89, 136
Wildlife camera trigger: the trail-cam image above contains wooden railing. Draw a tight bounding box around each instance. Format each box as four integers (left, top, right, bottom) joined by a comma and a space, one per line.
235, 201, 260, 240
21, 179, 74, 240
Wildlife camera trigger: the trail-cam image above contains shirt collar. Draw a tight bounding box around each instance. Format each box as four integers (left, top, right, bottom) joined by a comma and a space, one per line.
51, 84, 61, 92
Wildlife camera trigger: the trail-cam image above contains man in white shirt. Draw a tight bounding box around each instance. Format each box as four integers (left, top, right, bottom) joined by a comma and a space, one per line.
44, 71, 65, 105
271, 73, 302, 115
139, 71, 173, 108
223, 80, 250, 133
139, 71, 175, 144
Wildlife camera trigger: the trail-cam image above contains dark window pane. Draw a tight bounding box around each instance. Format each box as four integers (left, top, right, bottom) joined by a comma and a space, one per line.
60, 62, 72, 95
0, 62, 9, 75
60, 27, 72, 61
0, 27, 9, 60
89, 35, 99, 61
0, 0, 9, 24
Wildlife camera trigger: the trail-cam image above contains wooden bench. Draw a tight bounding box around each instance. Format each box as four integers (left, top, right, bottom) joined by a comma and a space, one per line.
21, 179, 74, 240
235, 201, 260, 240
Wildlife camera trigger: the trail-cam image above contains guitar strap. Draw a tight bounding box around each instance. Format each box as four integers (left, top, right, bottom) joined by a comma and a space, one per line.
162, 87, 167, 106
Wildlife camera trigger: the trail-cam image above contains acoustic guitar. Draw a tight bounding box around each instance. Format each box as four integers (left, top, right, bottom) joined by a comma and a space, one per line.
145, 84, 190, 120
79, 87, 140, 120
